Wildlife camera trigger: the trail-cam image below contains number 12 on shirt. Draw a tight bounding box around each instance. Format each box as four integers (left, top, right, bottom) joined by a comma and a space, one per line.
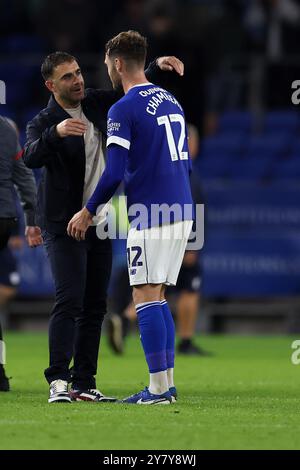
157, 113, 188, 162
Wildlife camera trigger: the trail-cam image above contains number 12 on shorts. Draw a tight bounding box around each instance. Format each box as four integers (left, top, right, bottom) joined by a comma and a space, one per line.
127, 246, 143, 268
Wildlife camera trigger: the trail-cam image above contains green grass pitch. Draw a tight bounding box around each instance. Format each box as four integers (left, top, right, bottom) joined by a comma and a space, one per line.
1, 332, 300, 450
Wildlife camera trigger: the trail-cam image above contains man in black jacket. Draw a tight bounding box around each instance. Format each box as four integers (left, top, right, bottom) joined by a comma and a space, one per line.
23, 51, 184, 403
0, 115, 41, 392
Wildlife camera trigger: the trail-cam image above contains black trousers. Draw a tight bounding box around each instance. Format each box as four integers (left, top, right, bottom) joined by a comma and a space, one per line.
0, 218, 16, 251
0, 218, 17, 344
43, 227, 112, 389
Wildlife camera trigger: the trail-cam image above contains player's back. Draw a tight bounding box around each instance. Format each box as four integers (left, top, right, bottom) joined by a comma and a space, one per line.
107, 83, 193, 227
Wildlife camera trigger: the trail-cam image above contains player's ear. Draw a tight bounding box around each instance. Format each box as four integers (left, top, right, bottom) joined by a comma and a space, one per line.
115, 57, 122, 73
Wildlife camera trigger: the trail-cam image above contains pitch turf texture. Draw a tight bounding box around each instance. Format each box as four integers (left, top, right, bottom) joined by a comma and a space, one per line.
1, 333, 300, 450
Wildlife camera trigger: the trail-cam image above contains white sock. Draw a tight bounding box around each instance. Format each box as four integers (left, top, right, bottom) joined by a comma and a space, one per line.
167, 368, 174, 388
149, 370, 169, 395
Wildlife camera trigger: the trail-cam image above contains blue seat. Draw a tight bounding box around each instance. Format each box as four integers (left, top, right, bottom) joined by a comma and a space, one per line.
203, 183, 300, 229
4, 83, 27, 106
22, 107, 41, 128
218, 111, 252, 134
0, 35, 45, 54
202, 229, 300, 297
272, 158, 300, 180
0, 106, 16, 121
201, 133, 247, 158
265, 110, 299, 134
0, 64, 34, 82
202, 183, 300, 297
290, 140, 300, 156
14, 246, 54, 297
0, 64, 37, 105
196, 154, 232, 180
227, 157, 272, 181
245, 134, 290, 158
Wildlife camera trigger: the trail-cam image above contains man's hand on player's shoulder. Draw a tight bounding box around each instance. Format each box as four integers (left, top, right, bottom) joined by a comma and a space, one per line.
156, 56, 184, 76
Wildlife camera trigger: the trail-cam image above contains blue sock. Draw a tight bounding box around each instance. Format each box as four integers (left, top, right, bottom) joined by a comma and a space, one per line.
136, 302, 167, 373
161, 300, 175, 369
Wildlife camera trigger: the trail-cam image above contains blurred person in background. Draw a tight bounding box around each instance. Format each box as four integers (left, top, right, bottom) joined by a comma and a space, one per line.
23, 50, 184, 403
107, 267, 133, 354
0, 229, 24, 378
36, 0, 101, 53
145, 3, 205, 133
244, 0, 300, 108
202, 0, 248, 123
0, 222, 24, 317
108, 0, 148, 39
0, 115, 41, 392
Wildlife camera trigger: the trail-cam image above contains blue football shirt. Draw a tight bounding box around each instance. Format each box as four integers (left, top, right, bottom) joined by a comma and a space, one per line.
106, 83, 194, 228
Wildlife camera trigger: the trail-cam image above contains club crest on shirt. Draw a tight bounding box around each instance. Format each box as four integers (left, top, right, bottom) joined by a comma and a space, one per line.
107, 117, 121, 135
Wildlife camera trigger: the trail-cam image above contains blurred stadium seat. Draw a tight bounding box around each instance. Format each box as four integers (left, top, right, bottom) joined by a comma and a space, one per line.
264, 110, 300, 134
13, 246, 54, 297
203, 183, 300, 228
200, 132, 246, 158
0, 35, 45, 54
0, 105, 17, 122
245, 133, 291, 159
195, 154, 231, 180
218, 111, 253, 134
21, 107, 42, 128
272, 158, 300, 180
226, 156, 272, 181
202, 229, 300, 297
202, 182, 300, 297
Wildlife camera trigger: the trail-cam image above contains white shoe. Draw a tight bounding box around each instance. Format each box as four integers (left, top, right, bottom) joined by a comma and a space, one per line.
48, 379, 71, 403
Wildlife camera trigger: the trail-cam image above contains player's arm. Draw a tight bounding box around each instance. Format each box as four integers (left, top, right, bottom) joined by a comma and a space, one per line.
67, 144, 127, 241
86, 143, 127, 213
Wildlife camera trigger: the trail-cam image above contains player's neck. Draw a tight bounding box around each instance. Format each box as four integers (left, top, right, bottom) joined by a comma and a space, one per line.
122, 72, 149, 94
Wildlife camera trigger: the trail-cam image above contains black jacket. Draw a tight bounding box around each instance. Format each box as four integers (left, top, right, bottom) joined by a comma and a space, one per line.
0, 116, 36, 226
23, 61, 162, 234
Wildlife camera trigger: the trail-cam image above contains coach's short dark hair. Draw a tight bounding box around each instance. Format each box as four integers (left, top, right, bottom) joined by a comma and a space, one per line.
41, 52, 78, 80
105, 31, 147, 67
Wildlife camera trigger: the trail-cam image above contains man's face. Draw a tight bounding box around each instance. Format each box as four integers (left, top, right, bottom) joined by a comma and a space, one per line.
104, 53, 122, 90
46, 60, 85, 105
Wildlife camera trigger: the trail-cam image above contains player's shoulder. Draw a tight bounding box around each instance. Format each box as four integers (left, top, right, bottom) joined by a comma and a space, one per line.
108, 94, 132, 117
